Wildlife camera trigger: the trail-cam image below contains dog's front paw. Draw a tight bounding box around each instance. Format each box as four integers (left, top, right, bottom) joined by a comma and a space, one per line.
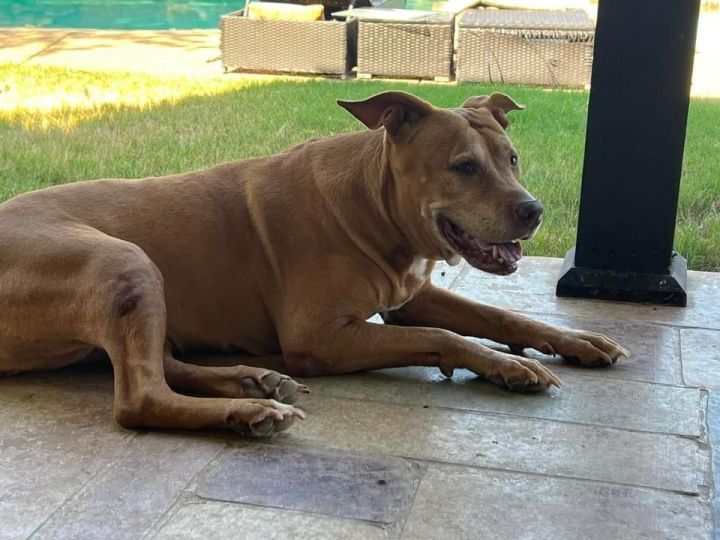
488, 356, 562, 393
542, 330, 630, 367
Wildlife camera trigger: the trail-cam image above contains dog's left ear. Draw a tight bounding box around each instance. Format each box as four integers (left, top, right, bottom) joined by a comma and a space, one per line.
461, 93, 525, 130
337, 92, 432, 139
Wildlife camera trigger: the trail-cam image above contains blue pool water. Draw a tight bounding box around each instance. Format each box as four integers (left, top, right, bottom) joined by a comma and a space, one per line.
0, 0, 245, 29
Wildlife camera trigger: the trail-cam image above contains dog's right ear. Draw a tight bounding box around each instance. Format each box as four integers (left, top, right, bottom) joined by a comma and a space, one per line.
462, 93, 525, 130
337, 92, 432, 139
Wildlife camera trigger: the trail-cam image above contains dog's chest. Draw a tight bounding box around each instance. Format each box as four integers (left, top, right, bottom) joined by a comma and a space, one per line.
379, 256, 431, 311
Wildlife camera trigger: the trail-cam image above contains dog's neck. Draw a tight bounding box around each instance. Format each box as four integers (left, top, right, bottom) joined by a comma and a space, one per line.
311, 129, 434, 279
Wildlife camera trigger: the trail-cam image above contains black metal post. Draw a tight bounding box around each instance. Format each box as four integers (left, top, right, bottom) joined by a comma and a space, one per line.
556, 0, 701, 307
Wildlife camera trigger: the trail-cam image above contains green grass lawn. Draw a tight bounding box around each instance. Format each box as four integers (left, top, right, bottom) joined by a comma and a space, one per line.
1, 64, 719, 270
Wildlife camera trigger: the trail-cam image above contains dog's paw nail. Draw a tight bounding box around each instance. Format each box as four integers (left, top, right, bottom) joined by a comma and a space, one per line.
439, 365, 454, 378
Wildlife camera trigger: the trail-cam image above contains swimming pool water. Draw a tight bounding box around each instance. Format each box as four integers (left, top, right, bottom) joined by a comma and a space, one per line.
0, 0, 438, 30
0, 0, 245, 30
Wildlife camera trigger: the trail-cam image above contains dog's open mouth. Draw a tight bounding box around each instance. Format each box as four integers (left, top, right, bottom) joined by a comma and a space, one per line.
438, 216, 522, 275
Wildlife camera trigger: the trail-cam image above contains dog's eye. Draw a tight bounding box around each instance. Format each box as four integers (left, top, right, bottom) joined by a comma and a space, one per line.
453, 162, 477, 175
510, 154, 519, 167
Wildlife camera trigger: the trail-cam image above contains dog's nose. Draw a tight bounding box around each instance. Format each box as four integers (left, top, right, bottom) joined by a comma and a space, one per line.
514, 199, 543, 227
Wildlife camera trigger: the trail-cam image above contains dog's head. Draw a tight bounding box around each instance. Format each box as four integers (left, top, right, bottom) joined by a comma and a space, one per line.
338, 91, 541, 276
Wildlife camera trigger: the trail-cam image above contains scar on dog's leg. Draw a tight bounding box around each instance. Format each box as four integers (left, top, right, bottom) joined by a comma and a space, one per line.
163, 350, 310, 403
94, 240, 304, 437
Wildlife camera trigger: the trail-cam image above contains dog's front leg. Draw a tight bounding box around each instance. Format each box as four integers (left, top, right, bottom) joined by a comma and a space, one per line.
280, 318, 561, 392
382, 284, 629, 367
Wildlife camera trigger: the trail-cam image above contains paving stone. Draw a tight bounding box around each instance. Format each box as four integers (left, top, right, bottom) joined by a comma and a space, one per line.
27, 30, 222, 77
154, 500, 395, 540
197, 444, 424, 524
289, 395, 708, 493
302, 366, 702, 436
0, 368, 130, 540
693, 12, 720, 98
0, 29, 71, 64
33, 432, 225, 540
708, 392, 720, 538
453, 256, 720, 330
520, 314, 682, 385
680, 328, 720, 389
402, 464, 713, 540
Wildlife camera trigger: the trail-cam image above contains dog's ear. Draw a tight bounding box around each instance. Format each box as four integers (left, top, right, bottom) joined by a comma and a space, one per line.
337, 92, 432, 139
461, 93, 525, 130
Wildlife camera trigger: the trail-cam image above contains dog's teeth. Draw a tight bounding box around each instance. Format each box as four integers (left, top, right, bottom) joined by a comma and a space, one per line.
498, 257, 504, 264
492, 245, 498, 258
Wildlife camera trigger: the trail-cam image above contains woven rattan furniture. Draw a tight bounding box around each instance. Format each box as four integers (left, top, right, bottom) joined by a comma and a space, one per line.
456, 9, 595, 87
335, 8, 454, 81
220, 9, 357, 76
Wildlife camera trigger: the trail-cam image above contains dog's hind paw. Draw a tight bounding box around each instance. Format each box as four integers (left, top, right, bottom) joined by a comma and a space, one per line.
234, 368, 310, 404
227, 399, 306, 438
258, 371, 311, 404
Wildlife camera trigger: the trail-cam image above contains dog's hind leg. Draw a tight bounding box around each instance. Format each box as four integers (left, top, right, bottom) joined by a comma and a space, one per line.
162, 349, 309, 403
85, 237, 305, 436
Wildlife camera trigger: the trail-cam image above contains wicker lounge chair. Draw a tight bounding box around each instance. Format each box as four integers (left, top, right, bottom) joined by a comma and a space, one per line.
220, 3, 358, 76
332, 8, 456, 81
456, 9, 595, 87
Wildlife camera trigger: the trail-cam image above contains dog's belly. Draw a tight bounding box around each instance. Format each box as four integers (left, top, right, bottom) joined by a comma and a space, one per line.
169, 324, 281, 357
164, 290, 281, 356
0, 339, 96, 374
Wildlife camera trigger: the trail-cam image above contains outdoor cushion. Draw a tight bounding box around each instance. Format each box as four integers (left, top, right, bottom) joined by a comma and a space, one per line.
246, 2, 325, 21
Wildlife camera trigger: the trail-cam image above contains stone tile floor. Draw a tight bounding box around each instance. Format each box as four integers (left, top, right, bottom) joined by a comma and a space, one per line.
0, 257, 717, 539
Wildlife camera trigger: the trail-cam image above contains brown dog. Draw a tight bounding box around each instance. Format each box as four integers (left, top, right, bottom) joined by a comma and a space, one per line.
0, 92, 629, 436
